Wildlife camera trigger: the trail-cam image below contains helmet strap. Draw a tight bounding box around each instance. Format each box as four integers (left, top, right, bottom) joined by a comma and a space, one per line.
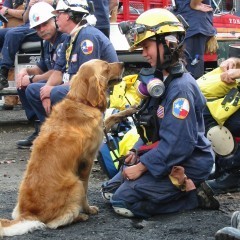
155, 35, 172, 71
155, 35, 162, 71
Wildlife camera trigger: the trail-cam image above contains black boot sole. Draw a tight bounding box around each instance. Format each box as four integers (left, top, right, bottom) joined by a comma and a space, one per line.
17, 144, 32, 149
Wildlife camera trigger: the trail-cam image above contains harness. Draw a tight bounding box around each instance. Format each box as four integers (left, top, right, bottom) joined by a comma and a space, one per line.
134, 62, 186, 145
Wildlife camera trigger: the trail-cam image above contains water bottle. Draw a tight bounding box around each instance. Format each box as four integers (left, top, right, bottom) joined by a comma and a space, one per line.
191, 54, 199, 65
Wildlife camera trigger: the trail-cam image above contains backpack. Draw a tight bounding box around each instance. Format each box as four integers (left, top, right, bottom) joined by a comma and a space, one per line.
97, 73, 143, 178
97, 109, 139, 179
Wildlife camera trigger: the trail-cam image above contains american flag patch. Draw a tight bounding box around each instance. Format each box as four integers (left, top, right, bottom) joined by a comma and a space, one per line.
157, 105, 164, 118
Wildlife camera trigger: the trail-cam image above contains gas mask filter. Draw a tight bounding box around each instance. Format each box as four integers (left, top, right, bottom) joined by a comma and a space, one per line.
136, 68, 165, 98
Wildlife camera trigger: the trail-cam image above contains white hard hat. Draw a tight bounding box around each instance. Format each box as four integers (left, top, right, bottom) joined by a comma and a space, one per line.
207, 125, 235, 156
53, 0, 89, 14
29, 2, 55, 29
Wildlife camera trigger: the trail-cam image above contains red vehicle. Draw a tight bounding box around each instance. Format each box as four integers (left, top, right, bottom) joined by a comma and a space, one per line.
110, 0, 240, 69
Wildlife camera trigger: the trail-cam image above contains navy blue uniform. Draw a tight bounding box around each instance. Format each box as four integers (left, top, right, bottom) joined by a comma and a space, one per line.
17, 32, 68, 121
106, 73, 214, 218
174, 0, 216, 79
37, 32, 67, 72
54, 25, 117, 77
3, 0, 14, 8
26, 24, 118, 123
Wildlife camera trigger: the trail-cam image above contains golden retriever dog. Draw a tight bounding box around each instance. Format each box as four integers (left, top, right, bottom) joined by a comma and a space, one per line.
0, 59, 124, 237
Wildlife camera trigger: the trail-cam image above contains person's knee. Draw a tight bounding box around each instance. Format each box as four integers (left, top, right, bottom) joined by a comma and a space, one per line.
5, 28, 24, 39
50, 86, 69, 105
26, 84, 41, 101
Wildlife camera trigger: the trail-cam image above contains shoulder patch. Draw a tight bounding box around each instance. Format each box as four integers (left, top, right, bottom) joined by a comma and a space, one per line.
81, 40, 94, 55
56, 43, 64, 57
172, 98, 189, 119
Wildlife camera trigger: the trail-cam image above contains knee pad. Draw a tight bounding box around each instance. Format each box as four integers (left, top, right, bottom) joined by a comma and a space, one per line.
207, 125, 235, 156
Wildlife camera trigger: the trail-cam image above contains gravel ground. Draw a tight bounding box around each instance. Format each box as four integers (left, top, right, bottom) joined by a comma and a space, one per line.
0, 109, 239, 240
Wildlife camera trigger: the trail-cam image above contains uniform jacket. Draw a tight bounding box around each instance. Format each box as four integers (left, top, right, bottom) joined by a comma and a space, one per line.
136, 73, 214, 183
54, 24, 118, 79
37, 32, 68, 72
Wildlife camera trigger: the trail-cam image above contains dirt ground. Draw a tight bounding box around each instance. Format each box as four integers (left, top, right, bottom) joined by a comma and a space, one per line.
0, 109, 240, 240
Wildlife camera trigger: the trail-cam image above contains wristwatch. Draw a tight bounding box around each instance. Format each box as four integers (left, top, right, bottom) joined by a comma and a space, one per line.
29, 75, 35, 83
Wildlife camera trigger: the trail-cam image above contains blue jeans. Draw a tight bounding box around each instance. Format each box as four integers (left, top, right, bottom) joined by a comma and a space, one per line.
17, 80, 46, 121
0, 23, 40, 69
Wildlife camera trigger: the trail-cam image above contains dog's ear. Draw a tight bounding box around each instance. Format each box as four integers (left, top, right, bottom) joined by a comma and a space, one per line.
86, 75, 101, 107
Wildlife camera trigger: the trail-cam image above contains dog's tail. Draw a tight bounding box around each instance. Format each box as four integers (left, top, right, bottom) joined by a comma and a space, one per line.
0, 218, 45, 237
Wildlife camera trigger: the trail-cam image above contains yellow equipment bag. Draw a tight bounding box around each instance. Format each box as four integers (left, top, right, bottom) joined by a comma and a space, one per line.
197, 67, 240, 125
118, 127, 139, 156
197, 67, 238, 99
109, 74, 141, 110
206, 88, 240, 125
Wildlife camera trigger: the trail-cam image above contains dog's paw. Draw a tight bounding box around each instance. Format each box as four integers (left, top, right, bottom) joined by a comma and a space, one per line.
76, 213, 89, 222
88, 205, 99, 215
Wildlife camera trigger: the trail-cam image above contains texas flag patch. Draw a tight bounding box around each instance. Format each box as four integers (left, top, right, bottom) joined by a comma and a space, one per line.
81, 40, 94, 55
172, 98, 189, 119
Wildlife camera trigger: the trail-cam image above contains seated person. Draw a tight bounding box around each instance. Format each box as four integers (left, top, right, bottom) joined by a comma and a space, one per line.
203, 57, 240, 194
16, 2, 68, 149
0, 0, 56, 90
0, 0, 24, 22
25, 0, 118, 125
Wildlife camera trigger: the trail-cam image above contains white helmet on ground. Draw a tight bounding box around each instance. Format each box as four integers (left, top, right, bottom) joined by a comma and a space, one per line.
53, 0, 89, 14
29, 2, 55, 29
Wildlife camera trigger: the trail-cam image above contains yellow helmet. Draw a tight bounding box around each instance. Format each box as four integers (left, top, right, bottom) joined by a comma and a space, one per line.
121, 8, 185, 52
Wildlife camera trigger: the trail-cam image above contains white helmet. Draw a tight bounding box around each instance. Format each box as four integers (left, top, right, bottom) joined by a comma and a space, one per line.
29, 2, 55, 29
54, 0, 89, 14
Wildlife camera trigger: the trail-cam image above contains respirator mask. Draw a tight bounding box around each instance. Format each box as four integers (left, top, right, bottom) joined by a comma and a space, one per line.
136, 61, 186, 99
136, 68, 165, 99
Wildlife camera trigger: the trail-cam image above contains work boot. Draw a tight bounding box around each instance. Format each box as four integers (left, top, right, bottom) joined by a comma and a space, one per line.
205, 172, 240, 195
215, 227, 240, 240
196, 182, 220, 210
0, 67, 9, 90
17, 120, 41, 149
